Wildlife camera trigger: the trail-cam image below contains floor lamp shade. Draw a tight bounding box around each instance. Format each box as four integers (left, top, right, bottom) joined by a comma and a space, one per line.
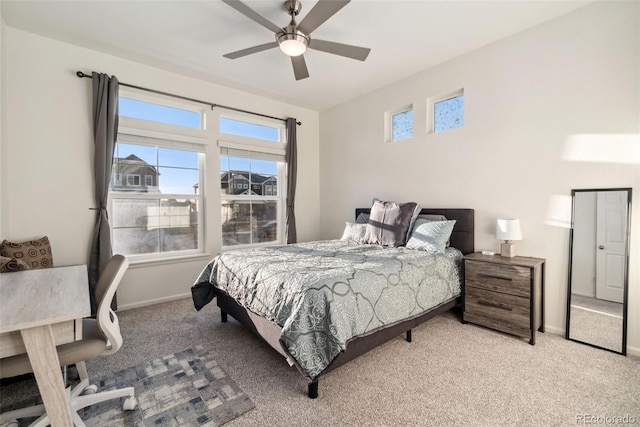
496, 219, 522, 257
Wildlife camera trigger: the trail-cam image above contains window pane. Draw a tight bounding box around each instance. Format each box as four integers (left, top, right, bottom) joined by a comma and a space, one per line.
220, 155, 278, 197
392, 110, 413, 141
158, 148, 199, 169
158, 167, 199, 194
112, 143, 200, 194
119, 97, 202, 129
112, 198, 199, 255
221, 200, 277, 246
434, 95, 464, 132
220, 117, 280, 142
116, 143, 156, 165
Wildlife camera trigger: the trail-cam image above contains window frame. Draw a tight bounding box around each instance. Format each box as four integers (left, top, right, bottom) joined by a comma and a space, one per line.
110, 132, 206, 262
427, 89, 464, 134
218, 114, 286, 250
385, 105, 414, 143
109, 89, 208, 263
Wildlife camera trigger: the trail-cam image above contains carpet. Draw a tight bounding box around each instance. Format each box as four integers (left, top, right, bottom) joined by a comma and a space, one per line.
81, 346, 254, 426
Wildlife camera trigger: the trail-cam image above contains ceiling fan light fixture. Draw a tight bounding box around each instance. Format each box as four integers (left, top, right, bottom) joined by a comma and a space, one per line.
277, 31, 309, 56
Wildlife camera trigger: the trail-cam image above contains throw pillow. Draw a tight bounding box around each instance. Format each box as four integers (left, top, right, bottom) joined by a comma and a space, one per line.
0, 236, 54, 269
363, 200, 418, 247
0, 256, 30, 273
340, 222, 367, 244
406, 219, 456, 254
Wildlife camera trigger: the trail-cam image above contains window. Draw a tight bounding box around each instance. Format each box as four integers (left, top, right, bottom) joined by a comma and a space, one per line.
429, 90, 464, 133
110, 139, 203, 257
220, 116, 280, 142
119, 97, 202, 129
220, 147, 283, 247
111, 92, 206, 260
126, 174, 141, 186
386, 105, 413, 143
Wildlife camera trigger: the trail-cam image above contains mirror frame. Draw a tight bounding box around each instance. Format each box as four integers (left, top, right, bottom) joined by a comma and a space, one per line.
565, 187, 632, 355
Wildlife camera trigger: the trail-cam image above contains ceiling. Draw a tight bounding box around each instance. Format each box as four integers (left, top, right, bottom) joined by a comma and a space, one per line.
1, 0, 593, 111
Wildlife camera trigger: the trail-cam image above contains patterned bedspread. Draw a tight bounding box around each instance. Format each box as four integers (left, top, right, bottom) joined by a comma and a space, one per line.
193, 240, 462, 379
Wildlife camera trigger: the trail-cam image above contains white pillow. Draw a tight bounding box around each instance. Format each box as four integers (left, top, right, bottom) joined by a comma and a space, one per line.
406, 219, 456, 253
340, 222, 367, 244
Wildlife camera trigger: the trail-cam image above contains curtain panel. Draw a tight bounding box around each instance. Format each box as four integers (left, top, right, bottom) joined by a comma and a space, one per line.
89, 72, 119, 314
285, 117, 298, 244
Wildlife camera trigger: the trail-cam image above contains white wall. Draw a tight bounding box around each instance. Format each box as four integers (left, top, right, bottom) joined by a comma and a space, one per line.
319, 1, 640, 353
2, 28, 320, 309
0, 6, 5, 238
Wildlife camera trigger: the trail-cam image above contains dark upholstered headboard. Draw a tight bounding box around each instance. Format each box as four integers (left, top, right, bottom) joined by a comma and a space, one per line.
355, 208, 475, 255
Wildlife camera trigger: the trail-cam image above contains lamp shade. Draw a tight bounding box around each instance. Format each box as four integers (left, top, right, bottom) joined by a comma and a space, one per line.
496, 219, 522, 241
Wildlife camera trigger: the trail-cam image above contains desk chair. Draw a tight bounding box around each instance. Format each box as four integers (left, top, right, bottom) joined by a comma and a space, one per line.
0, 255, 137, 427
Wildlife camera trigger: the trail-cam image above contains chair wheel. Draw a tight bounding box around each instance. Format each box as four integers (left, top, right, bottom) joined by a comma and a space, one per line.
123, 397, 138, 411
83, 384, 98, 395
1, 420, 19, 427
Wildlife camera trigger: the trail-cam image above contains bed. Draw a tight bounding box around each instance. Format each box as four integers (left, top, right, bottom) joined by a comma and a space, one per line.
192, 207, 474, 398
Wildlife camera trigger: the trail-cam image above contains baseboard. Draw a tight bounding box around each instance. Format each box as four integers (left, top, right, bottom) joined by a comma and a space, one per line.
544, 324, 565, 335
117, 292, 192, 311
626, 345, 640, 358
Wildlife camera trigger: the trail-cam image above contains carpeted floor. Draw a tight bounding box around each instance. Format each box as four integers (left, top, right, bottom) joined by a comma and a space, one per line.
1, 297, 639, 426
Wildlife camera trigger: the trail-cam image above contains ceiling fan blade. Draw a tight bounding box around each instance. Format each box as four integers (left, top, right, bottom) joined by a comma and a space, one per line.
223, 42, 278, 59
297, 0, 350, 35
309, 39, 370, 61
291, 55, 310, 81
222, 0, 282, 34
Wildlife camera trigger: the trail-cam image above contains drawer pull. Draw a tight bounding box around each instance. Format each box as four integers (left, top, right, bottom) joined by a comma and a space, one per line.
477, 299, 513, 311
478, 273, 513, 281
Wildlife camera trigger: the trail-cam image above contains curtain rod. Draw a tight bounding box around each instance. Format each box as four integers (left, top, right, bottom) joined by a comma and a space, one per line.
76, 71, 301, 126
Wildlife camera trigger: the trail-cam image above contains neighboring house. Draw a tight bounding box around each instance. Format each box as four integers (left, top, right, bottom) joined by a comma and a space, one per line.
111, 154, 160, 193
220, 171, 277, 196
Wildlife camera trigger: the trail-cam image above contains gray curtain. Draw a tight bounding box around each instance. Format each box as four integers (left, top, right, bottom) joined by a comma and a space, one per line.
89, 72, 119, 315
285, 117, 298, 244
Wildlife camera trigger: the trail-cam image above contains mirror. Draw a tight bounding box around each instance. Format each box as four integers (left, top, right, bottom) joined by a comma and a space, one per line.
566, 188, 631, 355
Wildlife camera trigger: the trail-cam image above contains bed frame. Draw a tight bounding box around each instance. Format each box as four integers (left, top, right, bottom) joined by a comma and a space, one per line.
216, 208, 474, 398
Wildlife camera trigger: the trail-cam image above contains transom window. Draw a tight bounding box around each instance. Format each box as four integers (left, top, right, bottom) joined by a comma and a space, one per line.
220, 116, 280, 142
386, 105, 413, 143
429, 90, 464, 133
119, 97, 203, 129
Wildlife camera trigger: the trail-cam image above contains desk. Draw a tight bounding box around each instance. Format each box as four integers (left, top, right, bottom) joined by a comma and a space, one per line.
0, 265, 90, 427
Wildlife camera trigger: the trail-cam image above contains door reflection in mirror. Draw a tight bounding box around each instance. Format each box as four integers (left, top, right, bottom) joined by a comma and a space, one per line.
566, 188, 631, 355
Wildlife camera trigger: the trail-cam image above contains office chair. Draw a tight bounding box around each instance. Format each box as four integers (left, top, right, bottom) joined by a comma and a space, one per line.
0, 254, 137, 427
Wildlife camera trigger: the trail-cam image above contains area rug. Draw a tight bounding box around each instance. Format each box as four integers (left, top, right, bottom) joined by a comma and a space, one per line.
82, 346, 254, 426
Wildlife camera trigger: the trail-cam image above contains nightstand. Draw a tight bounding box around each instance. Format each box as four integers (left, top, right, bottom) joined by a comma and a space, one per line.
462, 252, 545, 345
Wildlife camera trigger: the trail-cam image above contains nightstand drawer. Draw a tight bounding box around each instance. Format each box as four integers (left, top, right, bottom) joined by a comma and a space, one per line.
464, 286, 530, 333
465, 260, 530, 298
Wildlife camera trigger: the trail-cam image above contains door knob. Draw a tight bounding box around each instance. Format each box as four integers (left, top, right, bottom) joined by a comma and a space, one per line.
598, 245, 605, 249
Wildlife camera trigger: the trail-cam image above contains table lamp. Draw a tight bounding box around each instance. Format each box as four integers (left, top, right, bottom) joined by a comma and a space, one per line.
496, 219, 522, 257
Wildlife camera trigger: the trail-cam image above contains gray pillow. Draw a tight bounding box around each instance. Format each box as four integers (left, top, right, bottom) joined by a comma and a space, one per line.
355, 213, 370, 224
340, 222, 367, 243
363, 200, 418, 247
406, 219, 456, 253
412, 214, 451, 247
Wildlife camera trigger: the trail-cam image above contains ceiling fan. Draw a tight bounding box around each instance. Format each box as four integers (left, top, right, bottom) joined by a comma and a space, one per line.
222, 0, 371, 80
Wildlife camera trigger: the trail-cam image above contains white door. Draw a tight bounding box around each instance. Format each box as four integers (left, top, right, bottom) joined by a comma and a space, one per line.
595, 191, 628, 303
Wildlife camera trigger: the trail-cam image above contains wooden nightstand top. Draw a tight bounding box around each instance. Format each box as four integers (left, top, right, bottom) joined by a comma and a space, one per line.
464, 252, 545, 268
